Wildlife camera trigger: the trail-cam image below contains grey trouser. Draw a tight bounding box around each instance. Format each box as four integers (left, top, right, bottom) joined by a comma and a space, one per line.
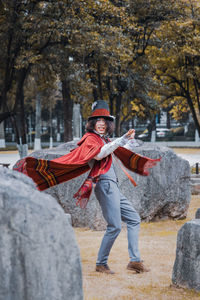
94, 179, 141, 265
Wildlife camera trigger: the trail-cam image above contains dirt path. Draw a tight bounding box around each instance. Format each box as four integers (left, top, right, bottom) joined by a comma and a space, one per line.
75, 195, 200, 300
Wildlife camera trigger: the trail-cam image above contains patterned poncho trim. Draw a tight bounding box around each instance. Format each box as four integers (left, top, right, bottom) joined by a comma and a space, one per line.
13, 132, 161, 208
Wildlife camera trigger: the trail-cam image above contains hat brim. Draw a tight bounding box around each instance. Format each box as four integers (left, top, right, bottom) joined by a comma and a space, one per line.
88, 115, 115, 121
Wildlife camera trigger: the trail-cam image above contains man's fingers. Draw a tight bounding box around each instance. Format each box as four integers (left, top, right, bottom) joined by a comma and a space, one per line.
126, 129, 135, 137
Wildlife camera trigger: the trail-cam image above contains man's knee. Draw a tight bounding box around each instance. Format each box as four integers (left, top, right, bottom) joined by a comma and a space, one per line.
107, 223, 121, 236
129, 212, 141, 226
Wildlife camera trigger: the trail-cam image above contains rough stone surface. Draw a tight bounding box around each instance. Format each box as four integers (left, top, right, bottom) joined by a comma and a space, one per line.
191, 174, 200, 195
195, 208, 200, 219
13, 141, 191, 230
65, 213, 72, 225
172, 219, 200, 291
0, 167, 83, 300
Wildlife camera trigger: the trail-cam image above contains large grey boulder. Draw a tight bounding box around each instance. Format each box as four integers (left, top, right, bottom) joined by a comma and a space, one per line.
0, 167, 83, 300
195, 208, 200, 219
14, 141, 191, 230
191, 174, 200, 195
172, 219, 200, 291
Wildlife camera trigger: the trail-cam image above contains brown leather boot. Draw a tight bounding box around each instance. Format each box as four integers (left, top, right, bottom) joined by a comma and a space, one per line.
127, 261, 150, 273
96, 264, 115, 274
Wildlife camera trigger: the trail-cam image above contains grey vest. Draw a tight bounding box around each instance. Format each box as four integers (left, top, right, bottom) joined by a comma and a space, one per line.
99, 138, 118, 182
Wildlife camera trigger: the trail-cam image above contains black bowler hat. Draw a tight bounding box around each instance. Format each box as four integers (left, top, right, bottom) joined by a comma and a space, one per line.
88, 100, 115, 121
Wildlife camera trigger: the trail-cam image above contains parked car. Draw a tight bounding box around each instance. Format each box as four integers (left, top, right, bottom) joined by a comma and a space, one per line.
138, 128, 170, 138
156, 128, 170, 138
138, 129, 149, 139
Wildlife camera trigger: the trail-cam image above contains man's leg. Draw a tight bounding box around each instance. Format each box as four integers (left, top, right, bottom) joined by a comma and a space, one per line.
95, 180, 121, 269
120, 193, 141, 261
120, 193, 150, 273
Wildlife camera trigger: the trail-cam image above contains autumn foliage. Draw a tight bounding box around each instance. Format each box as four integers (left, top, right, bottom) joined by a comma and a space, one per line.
0, 0, 199, 142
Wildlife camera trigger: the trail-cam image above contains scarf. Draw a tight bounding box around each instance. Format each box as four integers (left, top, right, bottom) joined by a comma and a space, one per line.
13, 132, 161, 208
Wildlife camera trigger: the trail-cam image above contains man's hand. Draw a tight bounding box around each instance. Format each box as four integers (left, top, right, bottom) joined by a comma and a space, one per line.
125, 129, 135, 140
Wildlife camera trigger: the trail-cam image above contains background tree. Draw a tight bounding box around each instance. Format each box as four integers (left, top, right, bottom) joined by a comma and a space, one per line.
0, 0, 79, 153
150, 0, 200, 135
1, 0, 199, 149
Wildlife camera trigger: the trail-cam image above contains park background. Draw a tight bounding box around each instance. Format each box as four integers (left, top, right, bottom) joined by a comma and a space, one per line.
1, 1, 200, 299
0, 0, 200, 157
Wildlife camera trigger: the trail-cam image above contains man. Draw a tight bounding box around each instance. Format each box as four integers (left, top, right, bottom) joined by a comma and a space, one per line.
83, 100, 153, 274
14, 100, 161, 274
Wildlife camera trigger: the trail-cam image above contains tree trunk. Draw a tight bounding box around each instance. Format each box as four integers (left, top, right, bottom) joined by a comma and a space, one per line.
73, 103, 82, 138
186, 92, 200, 137
62, 79, 73, 142
0, 111, 12, 123
14, 68, 28, 158
0, 121, 5, 148
115, 93, 122, 136
49, 102, 53, 148
97, 62, 103, 99
109, 97, 114, 117
28, 114, 33, 148
106, 76, 114, 116
34, 92, 42, 150
57, 116, 61, 142
93, 88, 98, 101
147, 122, 152, 139
151, 117, 156, 142
195, 129, 200, 142
194, 79, 200, 115
166, 110, 171, 129
89, 69, 99, 101
184, 58, 200, 136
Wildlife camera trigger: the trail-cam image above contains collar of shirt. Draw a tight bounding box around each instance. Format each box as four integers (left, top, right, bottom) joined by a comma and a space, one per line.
93, 130, 106, 138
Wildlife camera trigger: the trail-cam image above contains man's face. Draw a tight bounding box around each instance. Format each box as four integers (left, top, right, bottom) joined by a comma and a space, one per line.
95, 118, 107, 135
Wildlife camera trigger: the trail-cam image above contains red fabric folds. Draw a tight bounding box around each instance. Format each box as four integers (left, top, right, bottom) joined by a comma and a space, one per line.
13, 132, 161, 208
73, 155, 112, 208
23, 133, 104, 191
13, 158, 27, 175
114, 147, 161, 176
73, 177, 93, 209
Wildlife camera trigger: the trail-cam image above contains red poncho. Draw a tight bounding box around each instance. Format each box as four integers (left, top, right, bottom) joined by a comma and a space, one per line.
13, 132, 161, 208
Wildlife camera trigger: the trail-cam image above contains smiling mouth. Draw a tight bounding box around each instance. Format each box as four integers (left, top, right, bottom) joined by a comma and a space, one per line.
98, 127, 105, 131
